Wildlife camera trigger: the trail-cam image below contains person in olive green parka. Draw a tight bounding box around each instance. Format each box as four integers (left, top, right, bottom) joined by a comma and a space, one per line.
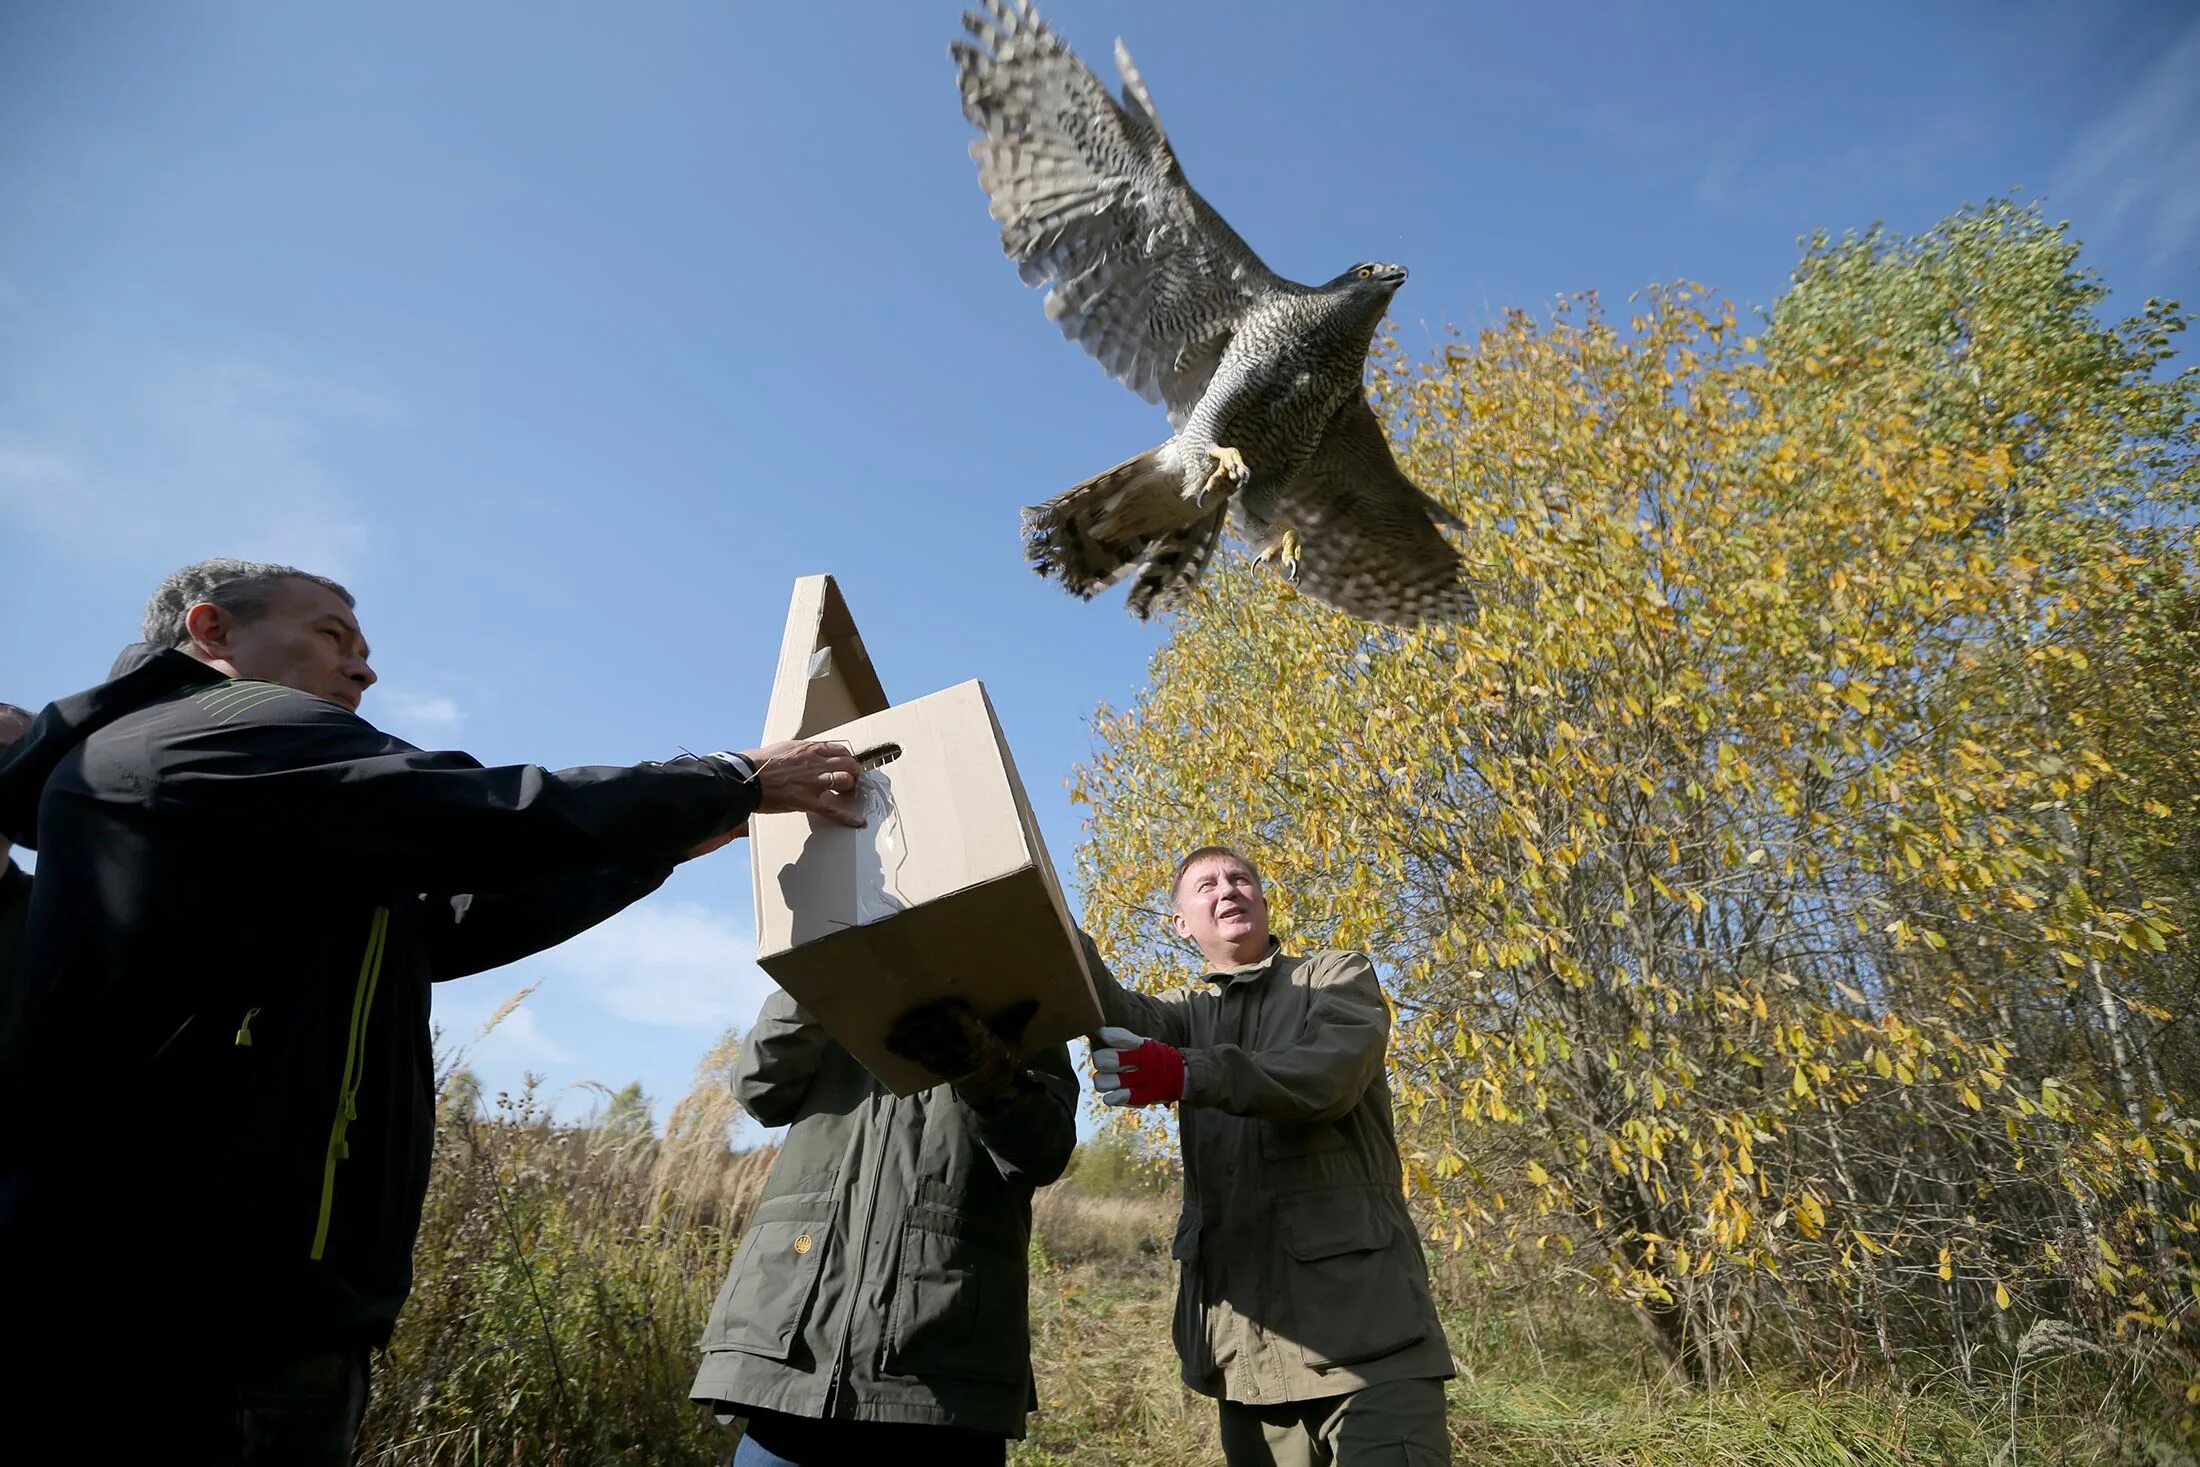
691, 986, 1078, 1466
1084, 844, 1455, 1467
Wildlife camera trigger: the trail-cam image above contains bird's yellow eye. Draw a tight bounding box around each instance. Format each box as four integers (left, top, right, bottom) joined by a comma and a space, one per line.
1356, 266, 1373, 280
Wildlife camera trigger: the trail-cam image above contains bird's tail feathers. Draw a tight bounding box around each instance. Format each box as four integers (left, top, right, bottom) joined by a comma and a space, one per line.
1418, 489, 1469, 535
1023, 441, 1215, 616
1125, 504, 1227, 620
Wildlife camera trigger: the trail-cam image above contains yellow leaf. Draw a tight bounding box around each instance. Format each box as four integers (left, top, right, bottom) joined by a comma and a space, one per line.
1994, 1279, 2011, 1310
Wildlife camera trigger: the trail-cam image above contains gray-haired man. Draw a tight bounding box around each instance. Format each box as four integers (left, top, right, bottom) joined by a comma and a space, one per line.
0, 558, 866, 1464
1083, 844, 1454, 1466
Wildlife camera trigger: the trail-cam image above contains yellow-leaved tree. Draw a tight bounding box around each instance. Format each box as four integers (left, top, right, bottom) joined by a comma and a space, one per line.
1073, 202, 2199, 1428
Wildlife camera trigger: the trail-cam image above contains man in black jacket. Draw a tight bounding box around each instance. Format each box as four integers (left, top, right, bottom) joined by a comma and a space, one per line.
0, 560, 864, 1463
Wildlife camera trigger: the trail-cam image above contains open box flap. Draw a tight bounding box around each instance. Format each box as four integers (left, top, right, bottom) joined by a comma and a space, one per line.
759, 574, 888, 744
746, 575, 1100, 1094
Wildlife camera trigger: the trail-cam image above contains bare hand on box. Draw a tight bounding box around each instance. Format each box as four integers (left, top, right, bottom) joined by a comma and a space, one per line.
743, 740, 867, 828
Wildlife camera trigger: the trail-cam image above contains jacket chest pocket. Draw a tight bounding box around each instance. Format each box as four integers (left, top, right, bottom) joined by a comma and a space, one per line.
883, 1207, 1027, 1386
704, 1206, 834, 1361
1258, 1117, 1359, 1195
1259, 1118, 1348, 1161
1282, 1191, 1428, 1370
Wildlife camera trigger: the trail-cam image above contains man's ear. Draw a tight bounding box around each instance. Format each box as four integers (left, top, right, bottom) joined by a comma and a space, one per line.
1171, 908, 1192, 941
182, 601, 231, 658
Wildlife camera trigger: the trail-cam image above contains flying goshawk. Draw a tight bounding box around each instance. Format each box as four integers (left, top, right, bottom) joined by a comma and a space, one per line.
953, 0, 1476, 627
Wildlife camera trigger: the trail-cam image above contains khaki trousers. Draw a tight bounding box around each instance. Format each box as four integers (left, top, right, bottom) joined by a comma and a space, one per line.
1216, 1376, 1450, 1466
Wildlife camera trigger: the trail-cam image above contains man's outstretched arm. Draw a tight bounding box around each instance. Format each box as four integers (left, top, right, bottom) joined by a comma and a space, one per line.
160, 697, 862, 893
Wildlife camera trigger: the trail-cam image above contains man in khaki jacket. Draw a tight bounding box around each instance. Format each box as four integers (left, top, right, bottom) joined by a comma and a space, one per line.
1083, 845, 1453, 1466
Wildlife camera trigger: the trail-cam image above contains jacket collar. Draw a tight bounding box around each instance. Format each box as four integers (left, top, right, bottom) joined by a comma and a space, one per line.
1204, 936, 1284, 988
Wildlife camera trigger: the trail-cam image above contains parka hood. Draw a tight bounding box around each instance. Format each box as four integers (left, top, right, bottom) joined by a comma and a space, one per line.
0, 644, 221, 849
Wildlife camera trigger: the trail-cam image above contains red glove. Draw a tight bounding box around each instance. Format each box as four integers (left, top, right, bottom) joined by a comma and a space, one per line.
1090, 1027, 1187, 1107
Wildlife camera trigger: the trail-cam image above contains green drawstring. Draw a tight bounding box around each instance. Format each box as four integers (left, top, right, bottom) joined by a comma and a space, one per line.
234, 1006, 263, 1048
314, 905, 389, 1260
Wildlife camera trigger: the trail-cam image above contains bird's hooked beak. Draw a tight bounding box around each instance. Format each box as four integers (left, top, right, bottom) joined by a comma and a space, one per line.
1379, 264, 1409, 287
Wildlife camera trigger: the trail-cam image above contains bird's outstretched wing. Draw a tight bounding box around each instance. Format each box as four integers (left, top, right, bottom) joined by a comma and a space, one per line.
954, 0, 1282, 428
1263, 396, 1478, 627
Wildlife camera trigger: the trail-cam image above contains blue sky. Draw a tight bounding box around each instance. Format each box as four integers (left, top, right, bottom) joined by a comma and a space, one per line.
4, 0, 2196, 1141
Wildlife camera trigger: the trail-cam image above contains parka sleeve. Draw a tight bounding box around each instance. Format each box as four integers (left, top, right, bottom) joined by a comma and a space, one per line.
1080, 930, 1199, 1047
961, 1041, 1079, 1188
417, 863, 677, 981
1180, 951, 1388, 1123
156, 696, 758, 892
731, 988, 833, 1127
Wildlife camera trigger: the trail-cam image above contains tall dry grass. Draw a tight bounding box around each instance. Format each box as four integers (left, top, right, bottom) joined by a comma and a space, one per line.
357, 1034, 774, 1466
1017, 1189, 2137, 1467
360, 1021, 2148, 1466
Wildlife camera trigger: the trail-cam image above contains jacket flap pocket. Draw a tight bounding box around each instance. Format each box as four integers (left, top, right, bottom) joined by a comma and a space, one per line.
703, 1212, 834, 1360
905, 1198, 1022, 1254
751, 1168, 839, 1215
1260, 1119, 1349, 1161
1280, 1193, 1430, 1369
1283, 1193, 1392, 1261
885, 1214, 1028, 1386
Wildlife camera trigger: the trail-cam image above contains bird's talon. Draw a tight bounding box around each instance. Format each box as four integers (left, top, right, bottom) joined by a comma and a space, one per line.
1255, 527, 1303, 582
1199, 444, 1249, 498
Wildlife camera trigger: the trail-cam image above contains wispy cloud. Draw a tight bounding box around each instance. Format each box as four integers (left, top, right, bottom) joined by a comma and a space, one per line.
2055, 19, 2200, 274
1693, 139, 1751, 214
433, 982, 575, 1075
0, 349, 398, 579
481, 1005, 574, 1066
538, 899, 774, 1031
376, 690, 467, 740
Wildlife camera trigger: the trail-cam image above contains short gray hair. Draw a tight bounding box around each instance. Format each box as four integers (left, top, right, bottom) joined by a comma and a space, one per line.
0, 702, 32, 744
142, 559, 355, 648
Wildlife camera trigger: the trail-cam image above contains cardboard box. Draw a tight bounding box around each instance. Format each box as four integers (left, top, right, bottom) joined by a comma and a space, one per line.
747, 575, 1101, 1096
